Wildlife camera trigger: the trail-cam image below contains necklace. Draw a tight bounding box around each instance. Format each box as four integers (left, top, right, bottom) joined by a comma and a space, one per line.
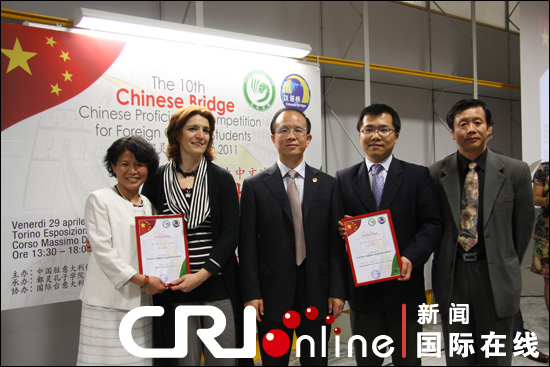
182, 187, 193, 199
176, 164, 199, 178
114, 185, 144, 207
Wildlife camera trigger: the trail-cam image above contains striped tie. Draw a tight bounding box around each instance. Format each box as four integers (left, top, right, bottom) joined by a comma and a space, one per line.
371, 164, 384, 210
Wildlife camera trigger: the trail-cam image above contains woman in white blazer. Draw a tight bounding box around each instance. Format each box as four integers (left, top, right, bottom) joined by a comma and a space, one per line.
77, 136, 167, 366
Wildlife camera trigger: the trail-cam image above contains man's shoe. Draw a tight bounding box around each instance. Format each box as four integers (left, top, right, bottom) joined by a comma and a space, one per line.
526, 350, 550, 363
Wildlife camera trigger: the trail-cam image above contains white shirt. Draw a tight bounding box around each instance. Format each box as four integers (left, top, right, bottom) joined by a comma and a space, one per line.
365, 155, 393, 188
277, 159, 306, 204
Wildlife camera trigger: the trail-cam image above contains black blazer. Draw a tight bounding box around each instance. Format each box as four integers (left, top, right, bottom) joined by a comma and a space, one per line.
335, 158, 442, 314
238, 163, 348, 321
142, 161, 246, 354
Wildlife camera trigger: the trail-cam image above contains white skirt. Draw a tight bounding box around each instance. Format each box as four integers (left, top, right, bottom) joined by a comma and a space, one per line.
77, 293, 152, 366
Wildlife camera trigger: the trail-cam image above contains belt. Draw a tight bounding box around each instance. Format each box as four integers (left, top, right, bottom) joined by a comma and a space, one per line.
457, 251, 485, 262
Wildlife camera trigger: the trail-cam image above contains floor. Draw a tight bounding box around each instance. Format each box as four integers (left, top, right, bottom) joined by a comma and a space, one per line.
254, 293, 549, 366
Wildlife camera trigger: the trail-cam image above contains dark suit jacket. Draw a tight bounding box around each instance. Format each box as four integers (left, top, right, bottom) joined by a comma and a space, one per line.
239, 163, 348, 321
429, 150, 535, 318
335, 157, 442, 314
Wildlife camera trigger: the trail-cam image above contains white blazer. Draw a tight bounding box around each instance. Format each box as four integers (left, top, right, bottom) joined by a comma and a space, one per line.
80, 187, 153, 310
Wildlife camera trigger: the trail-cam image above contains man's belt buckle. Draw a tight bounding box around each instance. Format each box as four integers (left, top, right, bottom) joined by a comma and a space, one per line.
462, 253, 478, 262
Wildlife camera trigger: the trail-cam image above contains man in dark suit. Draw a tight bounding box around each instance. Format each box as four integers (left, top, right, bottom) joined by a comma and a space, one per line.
429, 99, 535, 365
239, 107, 348, 366
335, 103, 443, 366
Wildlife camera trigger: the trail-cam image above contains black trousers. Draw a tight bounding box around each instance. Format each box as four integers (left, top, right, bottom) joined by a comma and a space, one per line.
441, 258, 513, 366
257, 262, 329, 366
350, 305, 422, 366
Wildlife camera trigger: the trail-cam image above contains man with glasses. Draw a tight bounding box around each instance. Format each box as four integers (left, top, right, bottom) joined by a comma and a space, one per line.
239, 107, 348, 366
335, 103, 443, 365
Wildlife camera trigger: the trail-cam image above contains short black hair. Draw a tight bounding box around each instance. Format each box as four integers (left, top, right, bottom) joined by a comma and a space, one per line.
356, 104, 401, 133
104, 136, 159, 177
446, 99, 493, 131
270, 107, 311, 134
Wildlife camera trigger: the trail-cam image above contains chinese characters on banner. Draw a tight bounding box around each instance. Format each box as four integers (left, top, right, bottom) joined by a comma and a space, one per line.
1, 22, 322, 310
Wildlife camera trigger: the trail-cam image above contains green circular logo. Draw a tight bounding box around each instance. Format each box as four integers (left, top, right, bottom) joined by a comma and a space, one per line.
243, 70, 275, 111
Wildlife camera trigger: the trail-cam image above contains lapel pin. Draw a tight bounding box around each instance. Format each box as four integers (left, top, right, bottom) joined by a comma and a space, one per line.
313, 178, 318, 183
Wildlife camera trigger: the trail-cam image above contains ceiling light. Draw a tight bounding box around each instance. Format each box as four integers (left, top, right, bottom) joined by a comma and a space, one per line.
74, 8, 311, 59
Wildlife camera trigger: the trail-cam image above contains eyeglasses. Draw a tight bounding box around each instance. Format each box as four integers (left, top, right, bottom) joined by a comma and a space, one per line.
275, 126, 308, 137
360, 127, 395, 136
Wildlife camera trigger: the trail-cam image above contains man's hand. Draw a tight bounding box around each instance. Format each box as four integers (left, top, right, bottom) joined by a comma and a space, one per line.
85, 237, 92, 253
338, 215, 352, 239
244, 299, 264, 322
398, 256, 412, 281
328, 297, 345, 318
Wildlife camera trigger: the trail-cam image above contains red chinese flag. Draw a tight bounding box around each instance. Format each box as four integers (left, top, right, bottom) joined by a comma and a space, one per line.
1, 22, 125, 131
345, 219, 361, 237
139, 220, 155, 236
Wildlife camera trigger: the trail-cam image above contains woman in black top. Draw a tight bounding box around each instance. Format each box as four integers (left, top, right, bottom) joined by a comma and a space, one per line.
142, 105, 242, 366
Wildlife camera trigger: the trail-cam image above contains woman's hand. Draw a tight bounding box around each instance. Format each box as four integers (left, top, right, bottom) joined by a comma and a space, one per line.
145, 276, 168, 296
130, 274, 167, 295
169, 269, 211, 293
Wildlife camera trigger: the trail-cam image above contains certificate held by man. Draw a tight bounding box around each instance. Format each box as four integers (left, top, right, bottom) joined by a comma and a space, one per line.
342, 210, 402, 287
135, 214, 190, 286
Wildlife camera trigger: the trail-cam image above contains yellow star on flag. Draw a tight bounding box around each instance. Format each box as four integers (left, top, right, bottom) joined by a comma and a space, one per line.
59, 50, 70, 62
62, 70, 73, 82
45, 36, 57, 48
542, 28, 549, 46
1, 38, 37, 75
50, 83, 62, 96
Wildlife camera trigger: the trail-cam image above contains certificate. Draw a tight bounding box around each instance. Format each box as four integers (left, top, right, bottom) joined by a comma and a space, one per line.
135, 214, 190, 285
342, 210, 402, 287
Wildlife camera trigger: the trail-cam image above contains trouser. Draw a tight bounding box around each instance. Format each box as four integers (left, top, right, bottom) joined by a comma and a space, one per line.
350, 306, 422, 366
174, 299, 236, 366
257, 262, 329, 366
441, 258, 513, 366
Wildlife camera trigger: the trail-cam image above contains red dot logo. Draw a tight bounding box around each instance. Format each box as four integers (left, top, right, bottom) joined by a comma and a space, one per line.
262, 329, 290, 357
283, 310, 301, 329
305, 306, 318, 320
325, 315, 335, 324
334, 327, 341, 334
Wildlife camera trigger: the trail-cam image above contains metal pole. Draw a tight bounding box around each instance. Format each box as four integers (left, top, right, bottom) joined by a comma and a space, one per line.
196, 1, 204, 27
363, 1, 371, 106
471, 1, 478, 99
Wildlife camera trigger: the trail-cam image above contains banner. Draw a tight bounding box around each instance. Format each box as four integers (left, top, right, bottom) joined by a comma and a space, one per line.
1, 22, 322, 310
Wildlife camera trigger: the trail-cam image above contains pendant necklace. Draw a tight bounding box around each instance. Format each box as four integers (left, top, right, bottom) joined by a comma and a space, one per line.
183, 188, 193, 199
114, 185, 143, 207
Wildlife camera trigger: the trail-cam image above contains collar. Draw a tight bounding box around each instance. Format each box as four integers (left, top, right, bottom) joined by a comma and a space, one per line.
365, 155, 393, 174
277, 159, 306, 179
457, 149, 487, 173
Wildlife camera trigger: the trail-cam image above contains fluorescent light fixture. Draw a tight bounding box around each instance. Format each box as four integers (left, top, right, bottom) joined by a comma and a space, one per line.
74, 8, 311, 58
